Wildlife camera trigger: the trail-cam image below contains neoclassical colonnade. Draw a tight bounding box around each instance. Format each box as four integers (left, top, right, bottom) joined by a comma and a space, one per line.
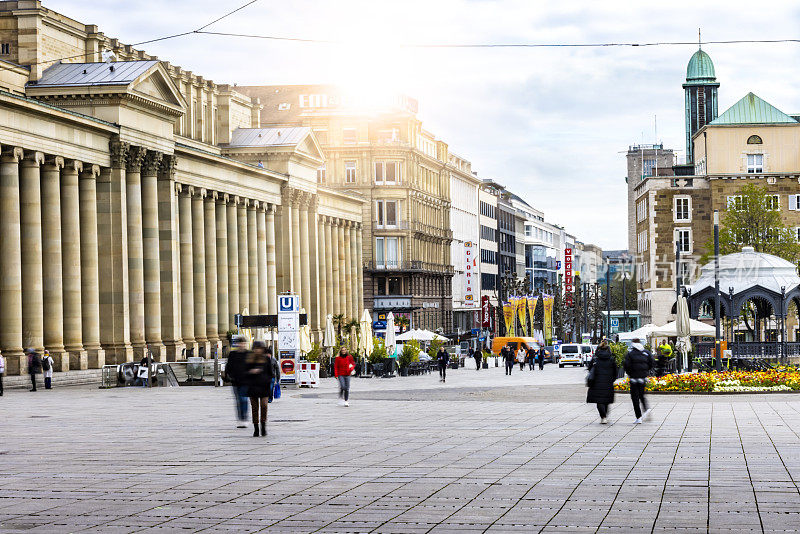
0, 138, 363, 375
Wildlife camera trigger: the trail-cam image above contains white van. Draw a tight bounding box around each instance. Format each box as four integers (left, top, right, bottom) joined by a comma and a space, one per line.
558, 344, 582, 367
580, 344, 594, 365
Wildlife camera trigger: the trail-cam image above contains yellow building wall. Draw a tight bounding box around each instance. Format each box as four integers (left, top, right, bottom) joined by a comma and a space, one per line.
695, 124, 800, 175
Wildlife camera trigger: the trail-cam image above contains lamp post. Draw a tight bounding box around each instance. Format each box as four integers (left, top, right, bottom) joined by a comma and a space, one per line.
781, 286, 787, 365
622, 269, 630, 333
606, 259, 612, 340
714, 210, 722, 372
583, 281, 589, 340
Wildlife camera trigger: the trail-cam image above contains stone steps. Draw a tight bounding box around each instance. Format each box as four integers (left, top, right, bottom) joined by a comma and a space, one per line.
3, 369, 103, 390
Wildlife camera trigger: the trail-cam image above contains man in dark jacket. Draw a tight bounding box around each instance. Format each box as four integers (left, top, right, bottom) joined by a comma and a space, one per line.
526, 346, 536, 370
436, 347, 449, 383
472, 347, 482, 371
226, 335, 250, 428
503, 344, 515, 375
586, 341, 617, 424
624, 338, 654, 423
27, 348, 41, 392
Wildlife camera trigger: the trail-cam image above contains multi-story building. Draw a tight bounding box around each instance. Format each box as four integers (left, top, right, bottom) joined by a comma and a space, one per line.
634, 47, 800, 329
238, 85, 459, 332
449, 159, 481, 334
626, 144, 675, 255
0, 2, 364, 375
479, 181, 500, 310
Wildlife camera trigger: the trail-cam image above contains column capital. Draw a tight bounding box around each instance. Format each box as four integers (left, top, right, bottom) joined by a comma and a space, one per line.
222, 193, 232, 204
43, 155, 65, 170
250, 199, 260, 210
109, 137, 129, 169
192, 187, 208, 199
159, 154, 177, 179
64, 159, 83, 174
240, 197, 251, 208
1, 146, 24, 162
267, 202, 277, 214
21, 150, 44, 166
142, 150, 163, 176
125, 145, 146, 173
208, 190, 220, 202
281, 185, 301, 205
79, 164, 101, 179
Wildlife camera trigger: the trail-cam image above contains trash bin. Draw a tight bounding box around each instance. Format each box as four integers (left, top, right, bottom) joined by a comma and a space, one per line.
187, 356, 204, 381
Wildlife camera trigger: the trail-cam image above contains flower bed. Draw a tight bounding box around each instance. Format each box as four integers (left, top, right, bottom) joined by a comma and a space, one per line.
614, 371, 800, 393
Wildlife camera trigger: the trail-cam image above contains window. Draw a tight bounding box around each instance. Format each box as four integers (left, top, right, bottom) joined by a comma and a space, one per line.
377, 128, 399, 143
525, 225, 532, 237
747, 134, 763, 144
796, 227, 800, 242
637, 230, 648, 253
727, 195, 747, 211
674, 196, 691, 222
375, 237, 384, 267
0, 43, 9, 55
312, 129, 327, 145
316, 164, 326, 183
678, 261, 691, 285
344, 161, 357, 183
747, 154, 763, 173
343, 128, 357, 145
376, 200, 398, 227
375, 237, 401, 268
788, 195, 800, 211
766, 194, 779, 211
637, 198, 648, 222
676, 228, 692, 253
375, 161, 400, 184
643, 158, 657, 177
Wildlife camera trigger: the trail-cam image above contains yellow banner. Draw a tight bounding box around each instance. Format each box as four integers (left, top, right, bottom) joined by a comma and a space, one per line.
517, 296, 528, 337
502, 301, 514, 336
543, 294, 554, 343
527, 296, 537, 334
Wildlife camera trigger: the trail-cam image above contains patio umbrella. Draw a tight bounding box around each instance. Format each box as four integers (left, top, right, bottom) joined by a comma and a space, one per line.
618, 323, 660, 341
675, 295, 691, 371
653, 319, 715, 337
298, 324, 313, 356
385, 312, 396, 357
323, 314, 336, 349
395, 329, 448, 342
358, 309, 374, 357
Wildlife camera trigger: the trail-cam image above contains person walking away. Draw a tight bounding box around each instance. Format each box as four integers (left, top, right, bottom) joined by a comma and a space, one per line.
538, 347, 546, 370
586, 340, 617, 424
473, 348, 482, 371
503, 344, 515, 375
225, 335, 250, 428
436, 346, 450, 383
334, 347, 356, 406
26, 348, 41, 392
245, 341, 273, 437
0, 351, 5, 396
267, 348, 280, 402
656, 341, 672, 377
624, 338, 654, 424
42, 350, 54, 389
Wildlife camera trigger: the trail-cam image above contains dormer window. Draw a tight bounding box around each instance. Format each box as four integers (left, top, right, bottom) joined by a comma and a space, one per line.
747, 134, 763, 144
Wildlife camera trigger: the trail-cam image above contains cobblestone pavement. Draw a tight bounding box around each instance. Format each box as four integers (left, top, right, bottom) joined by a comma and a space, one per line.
2, 364, 800, 533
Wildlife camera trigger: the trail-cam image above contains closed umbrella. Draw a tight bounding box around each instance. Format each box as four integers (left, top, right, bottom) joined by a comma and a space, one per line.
675, 295, 691, 371
323, 314, 336, 349
385, 312, 396, 357
358, 309, 374, 357
298, 324, 313, 356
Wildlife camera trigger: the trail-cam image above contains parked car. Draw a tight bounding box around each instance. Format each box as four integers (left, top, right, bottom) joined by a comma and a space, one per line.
558, 343, 583, 367
580, 344, 594, 365
543, 346, 556, 363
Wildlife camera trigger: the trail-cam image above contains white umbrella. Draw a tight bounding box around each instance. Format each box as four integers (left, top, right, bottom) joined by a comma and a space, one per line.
323, 314, 336, 348
675, 296, 691, 370
618, 323, 660, 341
298, 324, 313, 356
653, 318, 715, 337
395, 329, 447, 342
385, 312, 396, 357
358, 309, 374, 357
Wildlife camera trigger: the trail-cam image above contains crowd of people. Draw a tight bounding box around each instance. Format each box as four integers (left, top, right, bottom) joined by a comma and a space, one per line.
497, 344, 546, 375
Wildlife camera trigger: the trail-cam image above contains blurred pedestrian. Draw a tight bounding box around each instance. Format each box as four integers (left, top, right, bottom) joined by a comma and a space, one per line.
0, 351, 5, 395
503, 344, 515, 375
246, 341, 273, 437
586, 340, 617, 424
473, 348, 482, 371
26, 348, 41, 392
42, 350, 54, 389
334, 346, 355, 406
526, 346, 536, 370
516, 346, 525, 371
267, 348, 280, 402
538, 347, 546, 370
624, 338, 654, 424
436, 346, 449, 383
226, 335, 250, 429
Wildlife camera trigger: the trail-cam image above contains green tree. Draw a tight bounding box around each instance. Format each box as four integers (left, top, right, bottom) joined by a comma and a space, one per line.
704, 183, 800, 262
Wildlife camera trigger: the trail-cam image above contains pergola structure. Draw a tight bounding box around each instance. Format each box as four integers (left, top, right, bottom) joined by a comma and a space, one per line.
686, 247, 800, 362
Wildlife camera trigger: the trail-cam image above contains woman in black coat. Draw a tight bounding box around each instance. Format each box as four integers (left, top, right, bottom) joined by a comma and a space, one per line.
586, 340, 617, 424
246, 342, 275, 437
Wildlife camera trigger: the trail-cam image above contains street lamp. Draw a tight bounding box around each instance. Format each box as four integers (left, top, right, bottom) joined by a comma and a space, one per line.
714, 210, 722, 372
622, 269, 630, 333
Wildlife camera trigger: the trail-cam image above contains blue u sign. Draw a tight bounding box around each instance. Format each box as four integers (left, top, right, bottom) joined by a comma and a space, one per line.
279, 295, 298, 312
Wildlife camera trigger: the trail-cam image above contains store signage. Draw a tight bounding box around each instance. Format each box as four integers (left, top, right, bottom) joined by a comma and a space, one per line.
565, 248, 573, 307
463, 241, 477, 306
481, 295, 491, 328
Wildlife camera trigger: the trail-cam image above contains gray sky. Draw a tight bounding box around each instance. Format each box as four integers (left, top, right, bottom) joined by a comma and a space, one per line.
48, 0, 800, 249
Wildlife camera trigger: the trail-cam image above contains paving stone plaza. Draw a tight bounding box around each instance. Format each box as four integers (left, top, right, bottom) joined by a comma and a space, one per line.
2, 365, 800, 533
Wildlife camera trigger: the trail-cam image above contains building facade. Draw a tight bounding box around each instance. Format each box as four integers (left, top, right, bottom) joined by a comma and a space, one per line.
449, 158, 480, 334
0, 2, 363, 375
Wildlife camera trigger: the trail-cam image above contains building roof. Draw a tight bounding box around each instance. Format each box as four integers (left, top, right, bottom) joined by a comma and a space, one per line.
685, 49, 716, 83
33, 60, 159, 87
688, 247, 800, 296
227, 127, 313, 147
710, 92, 799, 125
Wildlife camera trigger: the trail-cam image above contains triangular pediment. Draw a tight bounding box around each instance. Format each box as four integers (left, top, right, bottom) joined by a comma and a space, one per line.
130, 65, 186, 112
296, 131, 324, 161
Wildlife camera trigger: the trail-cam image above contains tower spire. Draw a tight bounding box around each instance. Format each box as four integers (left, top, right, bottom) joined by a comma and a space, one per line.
698, 28, 702, 49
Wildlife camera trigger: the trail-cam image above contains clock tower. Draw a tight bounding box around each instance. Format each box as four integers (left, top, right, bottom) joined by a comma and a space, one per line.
683, 46, 719, 164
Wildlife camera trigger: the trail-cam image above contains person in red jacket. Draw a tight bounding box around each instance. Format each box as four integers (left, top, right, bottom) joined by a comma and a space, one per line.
334, 347, 356, 406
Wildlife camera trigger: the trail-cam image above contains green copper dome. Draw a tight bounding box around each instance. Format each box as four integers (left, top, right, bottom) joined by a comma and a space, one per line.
686, 49, 716, 83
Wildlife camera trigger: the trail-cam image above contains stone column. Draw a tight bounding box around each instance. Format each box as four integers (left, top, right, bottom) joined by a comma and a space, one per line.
125, 145, 146, 358
257, 204, 268, 314
204, 191, 219, 354
98, 139, 132, 364
141, 151, 164, 361
350, 222, 359, 319
266, 204, 277, 315
216, 194, 229, 338
331, 219, 341, 316
20, 151, 44, 354
178, 185, 195, 354
41, 156, 67, 370
308, 200, 321, 335
344, 221, 360, 319
0, 147, 24, 373
61, 159, 87, 369
325, 218, 335, 317
317, 214, 328, 329
337, 221, 346, 317
299, 195, 312, 316
192, 188, 209, 357
356, 223, 364, 317
237, 200, 250, 313
247, 201, 259, 315
227, 198, 240, 322
291, 199, 302, 295
157, 156, 183, 360
79, 164, 105, 368
277, 186, 295, 294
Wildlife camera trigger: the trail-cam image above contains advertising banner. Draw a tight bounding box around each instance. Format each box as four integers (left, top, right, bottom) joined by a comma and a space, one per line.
463, 241, 477, 306
502, 301, 514, 336
565, 247, 573, 307
543, 294, 554, 343
517, 295, 528, 336
527, 296, 537, 334
481, 295, 491, 328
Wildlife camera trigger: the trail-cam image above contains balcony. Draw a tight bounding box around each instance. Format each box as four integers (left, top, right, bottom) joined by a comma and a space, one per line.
409, 221, 454, 240
364, 260, 455, 275
373, 220, 410, 231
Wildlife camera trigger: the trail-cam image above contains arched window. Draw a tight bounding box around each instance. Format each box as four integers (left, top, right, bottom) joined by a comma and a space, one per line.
747, 134, 763, 144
